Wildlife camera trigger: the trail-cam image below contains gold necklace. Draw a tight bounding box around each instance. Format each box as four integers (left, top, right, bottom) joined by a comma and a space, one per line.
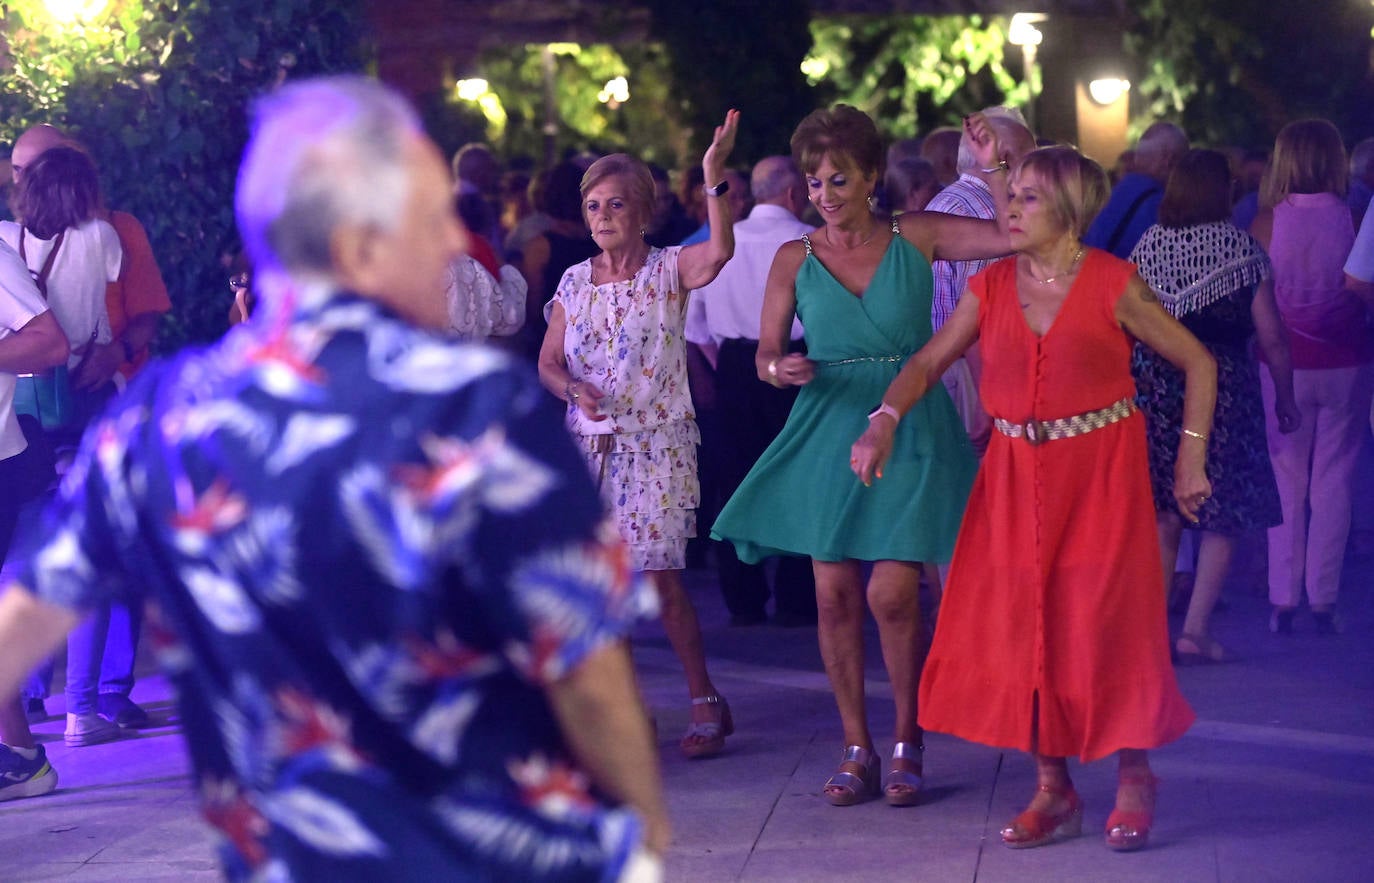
825, 223, 879, 250
1027, 246, 1085, 285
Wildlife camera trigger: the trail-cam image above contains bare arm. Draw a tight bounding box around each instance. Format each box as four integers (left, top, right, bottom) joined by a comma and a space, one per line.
537, 302, 608, 422
678, 109, 740, 291
850, 290, 981, 485
546, 640, 670, 855
0, 310, 70, 375
755, 241, 815, 388
901, 113, 1011, 264
1116, 275, 1216, 522
0, 586, 82, 704
1251, 278, 1301, 434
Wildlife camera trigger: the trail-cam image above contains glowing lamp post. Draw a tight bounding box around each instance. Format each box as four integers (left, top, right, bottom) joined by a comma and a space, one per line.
1009, 13, 1046, 130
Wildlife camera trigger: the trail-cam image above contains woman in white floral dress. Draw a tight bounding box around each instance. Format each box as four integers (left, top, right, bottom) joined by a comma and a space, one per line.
539, 111, 740, 758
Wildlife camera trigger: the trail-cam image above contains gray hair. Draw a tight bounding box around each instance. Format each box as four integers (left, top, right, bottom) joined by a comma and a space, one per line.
750, 156, 802, 204
1135, 122, 1190, 180
235, 76, 420, 279
956, 106, 1031, 174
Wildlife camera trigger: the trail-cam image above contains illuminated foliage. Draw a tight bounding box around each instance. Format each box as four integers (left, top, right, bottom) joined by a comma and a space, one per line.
1125, 0, 1374, 146
473, 41, 683, 166
805, 15, 1031, 140
0, 1, 365, 346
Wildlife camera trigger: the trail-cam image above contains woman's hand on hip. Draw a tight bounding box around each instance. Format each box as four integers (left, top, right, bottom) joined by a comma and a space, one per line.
767, 353, 814, 387
1274, 399, 1302, 434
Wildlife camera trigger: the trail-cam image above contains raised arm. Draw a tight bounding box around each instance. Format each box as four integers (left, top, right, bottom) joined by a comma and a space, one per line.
1116, 274, 1216, 522
900, 113, 1012, 264
678, 109, 740, 291
755, 240, 815, 388
850, 290, 981, 484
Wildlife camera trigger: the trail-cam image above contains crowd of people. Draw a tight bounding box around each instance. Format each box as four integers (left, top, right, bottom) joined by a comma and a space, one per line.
0, 69, 1371, 880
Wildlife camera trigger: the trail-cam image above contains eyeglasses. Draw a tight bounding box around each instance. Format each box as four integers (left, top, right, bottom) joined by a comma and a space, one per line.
228, 273, 250, 292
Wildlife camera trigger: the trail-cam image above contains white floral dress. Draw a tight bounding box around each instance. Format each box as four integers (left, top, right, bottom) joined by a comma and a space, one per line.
550, 246, 699, 571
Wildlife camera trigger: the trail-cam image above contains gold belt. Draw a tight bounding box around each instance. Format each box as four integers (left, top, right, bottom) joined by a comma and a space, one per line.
992, 396, 1136, 446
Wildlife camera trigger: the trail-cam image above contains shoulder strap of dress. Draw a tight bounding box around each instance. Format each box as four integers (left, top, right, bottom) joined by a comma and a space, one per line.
800, 233, 813, 255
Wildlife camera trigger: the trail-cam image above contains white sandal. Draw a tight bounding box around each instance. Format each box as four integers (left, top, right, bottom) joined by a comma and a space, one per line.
680, 695, 733, 759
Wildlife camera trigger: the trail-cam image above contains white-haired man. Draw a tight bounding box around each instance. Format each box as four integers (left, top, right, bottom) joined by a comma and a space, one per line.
0, 76, 667, 881
925, 106, 1038, 452
1084, 121, 1189, 258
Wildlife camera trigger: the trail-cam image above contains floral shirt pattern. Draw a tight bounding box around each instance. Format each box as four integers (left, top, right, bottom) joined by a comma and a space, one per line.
551, 246, 693, 436
20, 292, 656, 881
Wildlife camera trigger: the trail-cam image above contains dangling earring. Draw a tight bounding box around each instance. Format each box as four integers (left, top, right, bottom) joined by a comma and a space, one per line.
640, 228, 647, 238
867, 193, 877, 211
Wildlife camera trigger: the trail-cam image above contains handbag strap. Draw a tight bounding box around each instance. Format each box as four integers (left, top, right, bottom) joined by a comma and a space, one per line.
18, 227, 67, 300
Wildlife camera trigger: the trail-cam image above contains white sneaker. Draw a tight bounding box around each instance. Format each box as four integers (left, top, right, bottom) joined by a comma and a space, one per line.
65, 713, 122, 747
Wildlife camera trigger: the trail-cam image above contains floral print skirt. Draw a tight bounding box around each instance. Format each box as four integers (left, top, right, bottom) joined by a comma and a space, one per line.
575, 419, 700, 571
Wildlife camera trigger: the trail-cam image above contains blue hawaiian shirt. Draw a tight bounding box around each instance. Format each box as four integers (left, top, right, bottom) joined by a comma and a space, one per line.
21, 292, 656, 881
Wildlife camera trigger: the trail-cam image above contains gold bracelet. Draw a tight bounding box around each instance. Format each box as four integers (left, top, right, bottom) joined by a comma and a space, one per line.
1181, 428, 1207, 442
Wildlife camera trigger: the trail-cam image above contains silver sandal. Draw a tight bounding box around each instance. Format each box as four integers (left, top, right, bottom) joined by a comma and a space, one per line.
680, 694, 733, 759
823, 744, 879, 806
885, 741, 924, 806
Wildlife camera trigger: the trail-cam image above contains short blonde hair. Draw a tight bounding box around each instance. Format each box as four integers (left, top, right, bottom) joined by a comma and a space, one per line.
1261, 118, 1348, 208
1013, 146, 1110, 239
580, 154, 656, 227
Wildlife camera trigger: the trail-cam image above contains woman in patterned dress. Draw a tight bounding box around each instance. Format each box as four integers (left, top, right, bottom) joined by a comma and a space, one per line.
1130, 149, 1301, 663
538, 111, 740, 758
852, 146, 1213, 851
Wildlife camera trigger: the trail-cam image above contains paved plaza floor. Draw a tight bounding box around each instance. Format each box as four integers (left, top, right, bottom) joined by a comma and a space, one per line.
1, 545, 1371, 881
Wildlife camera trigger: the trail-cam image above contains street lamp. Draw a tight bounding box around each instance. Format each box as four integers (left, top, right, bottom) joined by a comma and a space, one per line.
43, 0, 108, 25
1008, 13, 1046, 131
1088, 78, 1131, 106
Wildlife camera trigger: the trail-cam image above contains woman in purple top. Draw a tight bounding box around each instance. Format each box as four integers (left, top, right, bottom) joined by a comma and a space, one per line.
1250, 119, 1374, 636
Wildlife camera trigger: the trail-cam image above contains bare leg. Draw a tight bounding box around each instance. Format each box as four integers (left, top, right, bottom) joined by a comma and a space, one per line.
1180, 531, 1234, 657
647, 569, 720, 744
0, 697, 35, 749
1157, 513, 1184, 602
814, 559, 871, 794
867, 560, 924, 787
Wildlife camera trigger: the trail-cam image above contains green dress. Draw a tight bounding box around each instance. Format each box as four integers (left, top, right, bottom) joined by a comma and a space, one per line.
711, 225, 976, 563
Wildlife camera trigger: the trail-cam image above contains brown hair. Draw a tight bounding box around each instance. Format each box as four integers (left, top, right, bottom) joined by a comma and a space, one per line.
15, 145, 102, 239
1013, 146, 1110, 239
1261, 118, 1348, 208
1158, 149, 1233, 228
790, 104, 884, 181
580, 153, 656, 227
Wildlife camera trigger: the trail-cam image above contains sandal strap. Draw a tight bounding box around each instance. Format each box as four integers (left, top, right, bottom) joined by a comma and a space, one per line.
682, 720, 723, 740
891, 741, 924, 761
691, 694, 725, 707
839, 744, 874, 765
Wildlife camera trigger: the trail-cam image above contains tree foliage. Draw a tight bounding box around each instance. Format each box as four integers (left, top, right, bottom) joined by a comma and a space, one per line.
646, 0, 816, 167
473, 41, 683, 168
805, 14, 1029, 140
1125, 0, 1374, 147
1, 0, 366, 348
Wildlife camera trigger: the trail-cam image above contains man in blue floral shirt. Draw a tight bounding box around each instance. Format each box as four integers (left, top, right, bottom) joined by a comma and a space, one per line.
0, 76, 668, 881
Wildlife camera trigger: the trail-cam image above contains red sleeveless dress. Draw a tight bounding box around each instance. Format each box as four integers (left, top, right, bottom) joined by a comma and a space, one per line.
918, 250, 1194, 762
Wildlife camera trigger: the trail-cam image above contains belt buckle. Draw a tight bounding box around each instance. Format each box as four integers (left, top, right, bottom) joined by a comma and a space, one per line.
1024, 418, 1042, 446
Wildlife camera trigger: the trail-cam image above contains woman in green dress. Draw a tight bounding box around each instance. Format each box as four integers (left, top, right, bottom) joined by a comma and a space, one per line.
713, 106, 1010, 806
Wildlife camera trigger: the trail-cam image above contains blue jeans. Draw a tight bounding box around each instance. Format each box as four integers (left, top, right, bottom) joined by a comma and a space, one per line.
63, 601, 142, 716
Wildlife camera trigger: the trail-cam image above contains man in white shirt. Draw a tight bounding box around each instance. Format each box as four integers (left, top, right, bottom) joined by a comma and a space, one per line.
0, 238, 70, 801
687, 156, 817, 626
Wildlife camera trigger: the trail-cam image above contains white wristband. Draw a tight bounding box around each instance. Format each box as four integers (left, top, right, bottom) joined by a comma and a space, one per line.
868, 402, 901, 425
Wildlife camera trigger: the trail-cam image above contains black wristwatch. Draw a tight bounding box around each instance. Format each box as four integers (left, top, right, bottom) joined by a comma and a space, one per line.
704, 179, 730, 197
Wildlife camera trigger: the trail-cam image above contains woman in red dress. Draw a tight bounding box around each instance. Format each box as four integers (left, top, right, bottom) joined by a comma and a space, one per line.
851, 146, 1215, 852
